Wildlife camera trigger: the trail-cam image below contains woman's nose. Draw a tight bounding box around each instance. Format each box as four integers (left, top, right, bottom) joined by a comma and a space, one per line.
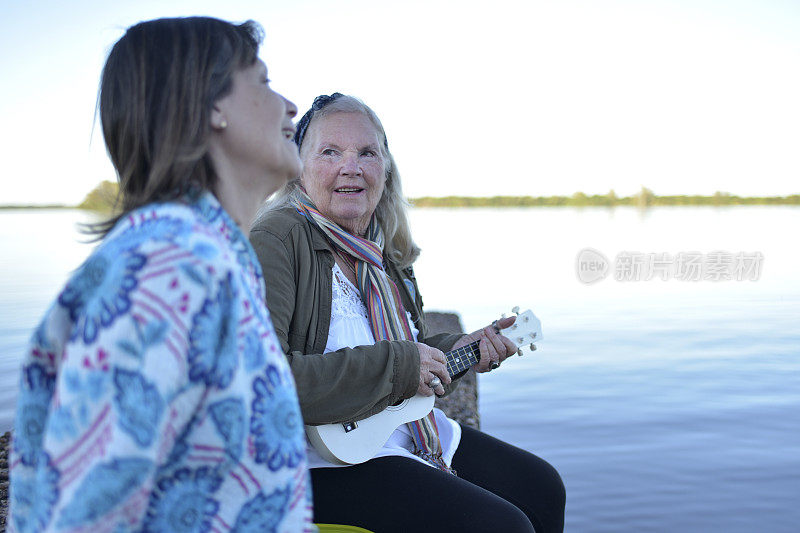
340, 152, 361, 176
283, 96, 298, 118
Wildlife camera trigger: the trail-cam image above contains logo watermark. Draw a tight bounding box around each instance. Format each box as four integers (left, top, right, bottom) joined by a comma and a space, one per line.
575, 248, 610, 284
576, 248, 763, 284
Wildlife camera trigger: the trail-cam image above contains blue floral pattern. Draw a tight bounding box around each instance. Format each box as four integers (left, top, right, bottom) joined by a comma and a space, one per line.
230, 485, 291, 532
48, 406, 77, 440
188, 272, 240, 388
8, 192, 311, 532
57, 457, 153, 528
103, 215, 193, 258
144, 467, 222, 533
113, 368, 165, 447
59, 251, 146, 344
208, 398, 246, 462
117, 318, 170, 360
13, 363, 55, 466
11, 453, 59, 533
250, 365, 305, 471
243, 329, 266, 371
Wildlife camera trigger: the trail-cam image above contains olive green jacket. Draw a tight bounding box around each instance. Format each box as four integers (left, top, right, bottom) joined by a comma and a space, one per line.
249, 206, 465, 425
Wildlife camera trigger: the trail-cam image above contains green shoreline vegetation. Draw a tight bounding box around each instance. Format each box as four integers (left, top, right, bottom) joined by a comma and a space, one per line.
412, 188, 800, 207
3, 182, 799, 211
0, 204, 72, 210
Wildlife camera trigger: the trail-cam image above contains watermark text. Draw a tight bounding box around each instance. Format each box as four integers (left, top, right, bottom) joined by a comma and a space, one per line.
576, 248, 763, 284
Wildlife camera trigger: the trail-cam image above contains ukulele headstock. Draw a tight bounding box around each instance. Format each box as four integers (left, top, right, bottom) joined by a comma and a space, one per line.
499, 307, 542, 356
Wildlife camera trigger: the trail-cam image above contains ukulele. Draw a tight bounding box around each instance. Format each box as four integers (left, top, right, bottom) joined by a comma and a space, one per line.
306, 307, 542, 464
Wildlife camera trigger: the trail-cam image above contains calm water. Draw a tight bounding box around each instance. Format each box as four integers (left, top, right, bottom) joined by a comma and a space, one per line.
2, 206, 799, 532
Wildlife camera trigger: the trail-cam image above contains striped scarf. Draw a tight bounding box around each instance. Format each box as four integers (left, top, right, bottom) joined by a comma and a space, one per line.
293, 193, 453, 473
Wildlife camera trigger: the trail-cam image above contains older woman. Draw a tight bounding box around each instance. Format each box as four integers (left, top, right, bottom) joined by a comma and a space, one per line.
250, 93, 565, 532
9, 17, 311, 531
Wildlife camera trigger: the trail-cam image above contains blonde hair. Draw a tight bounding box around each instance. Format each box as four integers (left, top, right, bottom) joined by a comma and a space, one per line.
266, 95, 420, 268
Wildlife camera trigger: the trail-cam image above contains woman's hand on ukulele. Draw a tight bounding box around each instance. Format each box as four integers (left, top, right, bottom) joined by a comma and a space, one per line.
452, 316, 518, 373
415, 342, 451, 397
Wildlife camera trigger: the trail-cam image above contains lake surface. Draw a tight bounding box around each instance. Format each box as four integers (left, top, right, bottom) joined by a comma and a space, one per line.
2, 206, 799, 532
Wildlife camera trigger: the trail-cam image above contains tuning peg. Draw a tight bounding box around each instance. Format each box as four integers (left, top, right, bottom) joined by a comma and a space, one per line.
529, 343, 537, 351
517, 337, 524, 344
517, 348, 523, 356
512, 306, 520, 315
501, 313, 507, 319
530, 332, 537, 339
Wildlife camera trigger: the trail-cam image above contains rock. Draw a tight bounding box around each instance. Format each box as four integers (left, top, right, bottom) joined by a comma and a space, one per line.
427, 312, 480, 430
1, 430, 8, 530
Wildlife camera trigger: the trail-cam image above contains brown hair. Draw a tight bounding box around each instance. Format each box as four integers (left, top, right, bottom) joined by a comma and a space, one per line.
90, 17, 263, 236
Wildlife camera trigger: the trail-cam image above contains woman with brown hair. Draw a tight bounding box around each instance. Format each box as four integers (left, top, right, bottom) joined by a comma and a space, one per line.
8, 17, 311, 532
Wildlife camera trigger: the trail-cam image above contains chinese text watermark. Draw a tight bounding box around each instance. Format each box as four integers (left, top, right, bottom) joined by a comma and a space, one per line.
576, 248, 763, 284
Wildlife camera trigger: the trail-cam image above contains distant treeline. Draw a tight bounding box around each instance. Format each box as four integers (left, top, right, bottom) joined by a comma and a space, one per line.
411, 188, 800, 208
0, 204, 70, 210
77, 180, 120, 212
5, 184, 799, 211
0, 181, 119, 211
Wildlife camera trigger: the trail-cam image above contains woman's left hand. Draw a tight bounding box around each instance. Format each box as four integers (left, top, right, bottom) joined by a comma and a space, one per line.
451, 316, 518, 373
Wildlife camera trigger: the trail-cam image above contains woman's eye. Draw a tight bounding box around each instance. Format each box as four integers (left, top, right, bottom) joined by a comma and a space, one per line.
361, 150, 377, 157
321, 148, 336, 156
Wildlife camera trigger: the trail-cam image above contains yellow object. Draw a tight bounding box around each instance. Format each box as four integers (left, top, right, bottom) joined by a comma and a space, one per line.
315, 524, 374, 533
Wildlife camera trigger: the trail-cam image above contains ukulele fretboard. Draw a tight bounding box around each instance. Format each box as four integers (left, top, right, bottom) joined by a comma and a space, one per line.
445, 341, 481, 376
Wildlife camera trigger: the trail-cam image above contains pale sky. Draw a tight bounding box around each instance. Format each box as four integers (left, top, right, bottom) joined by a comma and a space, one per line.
1, 0, 798, 205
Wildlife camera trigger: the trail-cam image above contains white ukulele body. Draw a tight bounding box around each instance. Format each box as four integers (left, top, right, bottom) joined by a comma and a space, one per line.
306, 394, 435, 465
306, 308, 542, 465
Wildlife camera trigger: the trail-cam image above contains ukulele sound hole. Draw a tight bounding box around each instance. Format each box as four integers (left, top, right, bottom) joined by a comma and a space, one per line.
387, 398, 409, 410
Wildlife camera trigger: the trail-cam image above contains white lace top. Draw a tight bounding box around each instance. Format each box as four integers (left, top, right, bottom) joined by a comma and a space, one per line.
305, 263, 462, 469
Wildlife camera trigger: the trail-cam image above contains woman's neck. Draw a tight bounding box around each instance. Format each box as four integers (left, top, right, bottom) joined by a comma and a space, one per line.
214, 177, 263, 233
211, 158, 285, 234
338, 216, 370, 238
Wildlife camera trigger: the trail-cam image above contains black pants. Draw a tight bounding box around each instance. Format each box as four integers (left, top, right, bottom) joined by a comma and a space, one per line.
310, 425, 566, 532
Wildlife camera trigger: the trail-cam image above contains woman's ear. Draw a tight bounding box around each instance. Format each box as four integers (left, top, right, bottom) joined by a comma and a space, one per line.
210, 104, 228, 131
